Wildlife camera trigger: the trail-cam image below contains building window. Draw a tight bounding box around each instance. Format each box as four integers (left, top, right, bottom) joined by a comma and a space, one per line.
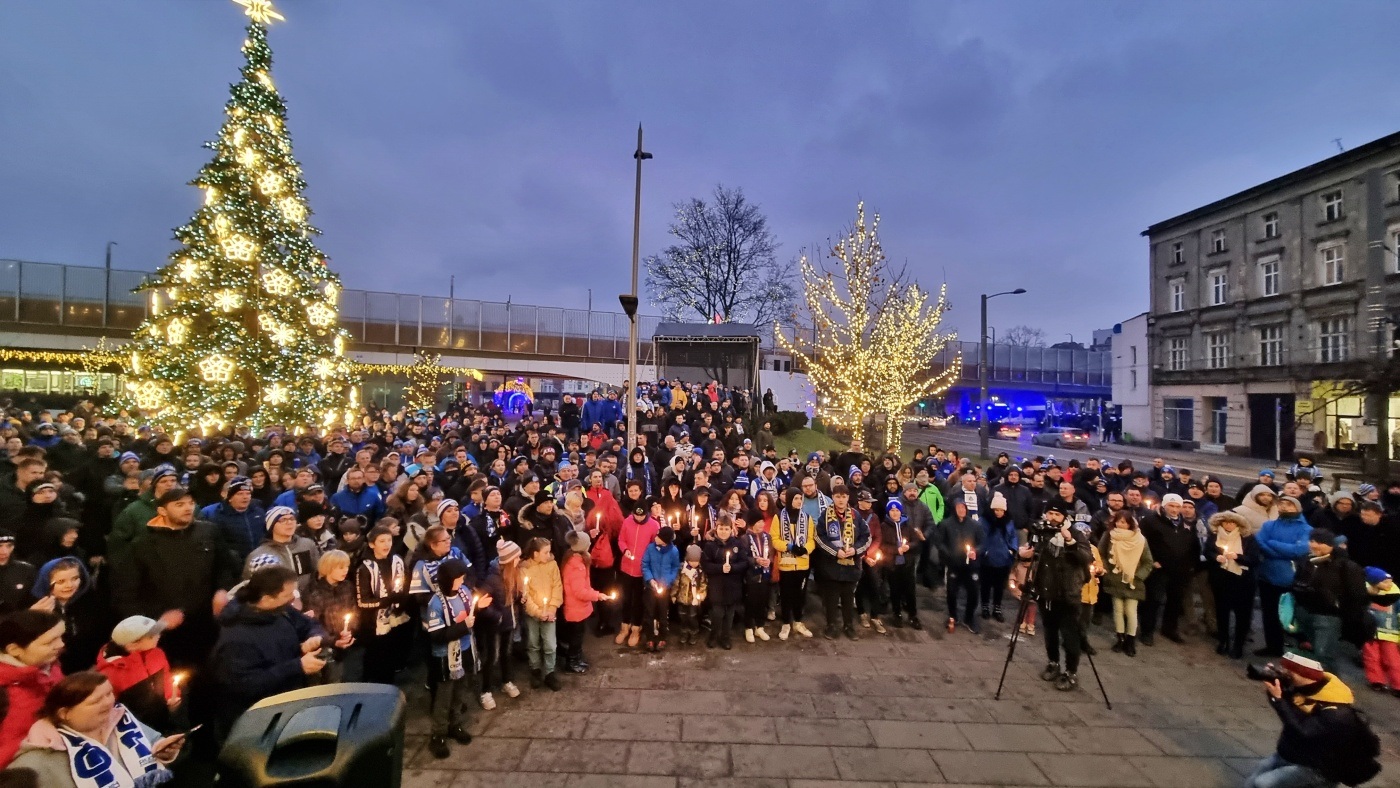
1391, 227, 1400, 273
1209, 268, 1229, 305
1211, 229, 1227, 253
1169, 279, 1185, 312
1319, 244, 1345, 285
1263, 212, 1279, 239
1207, 397, 1229, 445
1130, 369, 1137, 390
1259, 257, 1280, 296
1130, 345, 1138, 364
1168, 337, 1189, 371
1319, 317, 1351, 362
1258, 325, 1284, 367
1163, 397, 1194, 442
1206, 331, 1230, 369
1171, 242, 1183, 265
1322, 190, 1344, 222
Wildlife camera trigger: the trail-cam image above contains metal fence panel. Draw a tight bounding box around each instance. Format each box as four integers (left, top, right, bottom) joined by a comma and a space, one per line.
537, 308, 564, 356
396, 294, 421, 346
480, 302, 510, 352
420, 297, 451, 348
63, 266, 105, 327
451, 299, 481, 350
364, 292, 398, 345
563, 310, 591, 357
508, 304, 537, 355
18, 262, 62, 324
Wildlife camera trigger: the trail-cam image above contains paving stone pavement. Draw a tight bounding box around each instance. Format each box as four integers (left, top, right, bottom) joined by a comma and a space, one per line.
398, 590, 1400, 787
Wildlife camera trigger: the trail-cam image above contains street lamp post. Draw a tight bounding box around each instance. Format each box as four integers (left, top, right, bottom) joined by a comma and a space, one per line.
103, 241, 117, 326
979, 288, 1026, 458
620, 124, 652, 448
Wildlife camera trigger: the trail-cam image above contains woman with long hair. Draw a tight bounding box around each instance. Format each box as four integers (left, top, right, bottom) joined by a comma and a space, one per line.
386, 482, 425, 523
355, 526, 412, 683
1098, 510, 1153, 657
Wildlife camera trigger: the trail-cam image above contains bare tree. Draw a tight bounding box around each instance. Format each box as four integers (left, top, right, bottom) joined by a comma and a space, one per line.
644, 184, 795, 328
1002, 325, 1047, 347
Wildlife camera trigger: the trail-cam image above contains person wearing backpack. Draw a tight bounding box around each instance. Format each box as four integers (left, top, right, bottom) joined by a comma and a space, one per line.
1244, 652, 1381, 788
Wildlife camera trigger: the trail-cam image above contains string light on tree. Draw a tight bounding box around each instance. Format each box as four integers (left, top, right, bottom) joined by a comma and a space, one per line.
117, 0, 357, 433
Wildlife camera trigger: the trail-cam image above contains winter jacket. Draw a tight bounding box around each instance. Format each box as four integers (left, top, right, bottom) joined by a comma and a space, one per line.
901, 496, 936, 541
1034, 528, 1093, 605
1292, 550, 1369, 636
812, 505, 871, 583
93, 642, 174, 731
992, 480, 1034, 529
617, 515, 660, 578
642, 542, 681, 588
1268, 675, 1380, 786
303, 575, 358, 645
701, 535, 750, 605
210, 601, 323, 720
201, 499, 267, 562
980, 510, 1018, 569
243, 535, 322, 591
330, 484, 384, 525
519, 556, 563, 619
1203, 516, 1261, 586
773, 508, 817, 572
9, 708, 169, 788
478, 560, 520, 631
0, 656, 62, 767
742, 531, 774, 583
562, 553, 605, 623
468, 509, 507, 565
935, 513, 982, 569
1255, 512, 1313, 588
672, 563, 707, 606
1097, 531, 1154, 601
917, 483, 945, 524
1141, 512, 1200, 572
1232, 484, 1279, 536
107, 491, 158, 564
31, 557, 103, 674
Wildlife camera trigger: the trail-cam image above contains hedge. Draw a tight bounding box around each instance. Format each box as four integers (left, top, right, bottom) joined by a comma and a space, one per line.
765, 410, 810, 436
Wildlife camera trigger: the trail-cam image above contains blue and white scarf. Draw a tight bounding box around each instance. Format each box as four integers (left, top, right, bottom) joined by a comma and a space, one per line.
58, 706, 169, 788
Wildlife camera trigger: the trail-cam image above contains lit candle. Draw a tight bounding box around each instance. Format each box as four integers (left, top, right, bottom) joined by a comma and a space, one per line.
609, 590, 618, 600
874, 550, 882, 561
172, 672, 186, 693
964, 543, 972, 561
342, 613, 352, 634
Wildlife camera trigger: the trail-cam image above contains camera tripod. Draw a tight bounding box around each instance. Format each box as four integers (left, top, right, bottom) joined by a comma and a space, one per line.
992, 549, 1112, 709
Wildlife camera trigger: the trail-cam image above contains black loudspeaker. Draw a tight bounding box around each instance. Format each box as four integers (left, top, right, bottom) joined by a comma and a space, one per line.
217, 683, 405, 787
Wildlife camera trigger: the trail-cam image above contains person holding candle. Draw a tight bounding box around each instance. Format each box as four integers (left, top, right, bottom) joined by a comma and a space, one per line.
672, 544, 708, 645
421, 557, 490, 759
742, 510, 775, 643
584, 475, 623, 637
560, 530, 610, 670
773, 486, 819, 640
1099, 509, 1153, 658
855, 489, 889, 634
92, 615, 178, 733
520, 537, 564, 690
357, 525, 413, 684
701, 513, 750, 649
304, 550, 359, 683
1204, 511, 1260, 659
615, 499, 660, 649
979, 493, 1019, 623
476, 539, 523, 710
934, 499, 980, 634
640, 526, 680, 651
813, 485, 870, 640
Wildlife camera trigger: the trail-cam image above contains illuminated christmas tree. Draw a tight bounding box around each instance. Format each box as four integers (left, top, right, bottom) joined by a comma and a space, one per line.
123, 0, 358, 433
779, 202, 961, 451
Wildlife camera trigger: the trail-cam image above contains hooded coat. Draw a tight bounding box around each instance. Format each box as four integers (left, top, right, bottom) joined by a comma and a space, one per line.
0, 655, 62, 768
210, 600, 324, 726
31, 557, 102, 674
1254, 504, 1313, 588
1231, 484, 1279, 536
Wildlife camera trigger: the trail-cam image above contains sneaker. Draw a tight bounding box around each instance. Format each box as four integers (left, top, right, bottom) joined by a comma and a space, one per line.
860, 613, 871, 629
1370, 682, 1388, 692
1055, 672, 1078, 692
1041, 662, 1061, 682
530, 670, 543, 689
428, 735, 450, 759
779, 624, 791, 641
656, 640, 666, 652
844, 627, 859, 641
946, 617, 957, 634
890, 614, 904, 629
872, 618, 887, 634
755, 627, 770, 641
448, 725, 473, 745
824, 628, 838, 640
965, 621, 980, 636
479, 692, 496, 711
1025, 624, 1035, 637
544, 672, 562, 692
793, 622, 814, 638
745, 628, 755, 644
767, 610, 776, 621
910, 617, 923, 631
993, 606, 1004, 623
502, 682, 520, 699
980, 605, 990, 620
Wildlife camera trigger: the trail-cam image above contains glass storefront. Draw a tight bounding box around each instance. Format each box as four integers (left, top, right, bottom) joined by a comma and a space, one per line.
0, 368, 120, 396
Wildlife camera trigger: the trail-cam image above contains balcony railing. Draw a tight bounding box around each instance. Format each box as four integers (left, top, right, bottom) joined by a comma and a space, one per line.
0, 259, 659, 363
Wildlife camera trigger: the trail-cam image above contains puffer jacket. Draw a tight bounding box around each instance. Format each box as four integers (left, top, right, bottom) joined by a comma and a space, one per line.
0, 657, 63, 767
1255, 511, 1313, 588
201, 499, 267, 561
701, 536, 750, 606
1232, 484, 1279, 536
980, 510, 1018, 569
617, 514, 660, 578
562, 552, 605, 623
519, 555, 563, 619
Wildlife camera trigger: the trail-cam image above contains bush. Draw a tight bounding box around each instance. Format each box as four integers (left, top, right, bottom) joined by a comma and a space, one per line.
766, 410, 809, 436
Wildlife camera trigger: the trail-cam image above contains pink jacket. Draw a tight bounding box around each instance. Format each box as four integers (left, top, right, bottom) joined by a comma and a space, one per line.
617, 515, 660, 577
562, 554, 606, 623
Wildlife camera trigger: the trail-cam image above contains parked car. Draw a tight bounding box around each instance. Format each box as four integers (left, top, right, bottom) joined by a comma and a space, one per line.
994, 423, 1022, 439
1031, 427, 1090, 448
916, 416, 948, 429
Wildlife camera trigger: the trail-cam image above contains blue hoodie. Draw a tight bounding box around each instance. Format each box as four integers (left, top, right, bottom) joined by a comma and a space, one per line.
1255, 508, 1313, 587
641, 542, 680, 587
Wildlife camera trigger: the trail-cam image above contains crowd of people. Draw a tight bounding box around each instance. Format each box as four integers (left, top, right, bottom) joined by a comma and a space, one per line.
0, 381, 1395, 785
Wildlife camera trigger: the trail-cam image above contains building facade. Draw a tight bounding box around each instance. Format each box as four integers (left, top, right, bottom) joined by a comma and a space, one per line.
1144, 132, 1400, 459
1110, 313, 1151, 442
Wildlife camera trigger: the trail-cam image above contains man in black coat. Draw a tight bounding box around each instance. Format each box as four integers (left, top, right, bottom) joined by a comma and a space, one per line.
1139, 494, 1200, 645
1033, 501, 1093, 692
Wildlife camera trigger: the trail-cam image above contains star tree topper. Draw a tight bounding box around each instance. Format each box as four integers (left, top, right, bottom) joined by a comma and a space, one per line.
234, 0, 285, 25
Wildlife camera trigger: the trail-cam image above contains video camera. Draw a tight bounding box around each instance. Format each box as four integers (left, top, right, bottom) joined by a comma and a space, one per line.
1246, 662, 1291, 685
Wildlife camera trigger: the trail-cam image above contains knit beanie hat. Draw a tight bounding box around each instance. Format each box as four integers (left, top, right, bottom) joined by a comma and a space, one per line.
1328, 491, 1352, 506
685, 544, 702, 562
566, 529, 591, 554
886, 500, 904, 517
1161, 493, 1184, 506
990, 492, 1008, 511
1365, 566, 1393, 586
265, 505, 296, 532
436, 498, 459, 518
658, 525, 675, 546
1281, 652, 1326, 682
435, 558, 470, 595
496, 539, 521, 564
1358, 483, 1377, 497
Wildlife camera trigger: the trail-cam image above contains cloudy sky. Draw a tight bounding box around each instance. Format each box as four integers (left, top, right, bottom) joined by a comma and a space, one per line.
4, 0, 1400, 344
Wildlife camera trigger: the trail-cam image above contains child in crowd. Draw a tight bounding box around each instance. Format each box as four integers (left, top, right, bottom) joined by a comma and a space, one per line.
520, 537, 563, 690
641, 526, 680, 652
743, 514, 774, 643
560, 530, 609, 672
93, 615, 178, 732
701, 514, 749, 649
421, 557, 489, 759
672, 544, 708, 645
1363, 567, 1400, 695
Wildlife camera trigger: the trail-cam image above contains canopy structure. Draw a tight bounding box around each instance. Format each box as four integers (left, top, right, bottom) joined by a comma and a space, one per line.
652, 322, 761, 390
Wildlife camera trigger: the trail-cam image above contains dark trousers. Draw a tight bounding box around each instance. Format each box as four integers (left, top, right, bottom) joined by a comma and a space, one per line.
362, 623, 411, 685
1041, 599, 1083, 674
708, 602, 740, 645
918, 538, 941, 588
778, 570, 808, 623
619, 573, 645, 626
856, 566, 887, 617
1140, 568, 1190, 638
678, 604, 700, 637
980, 564, 1011, 611
944, 564, 977, 623
887, 562, 919, 619
475, 620, 514, 691
557, 619, 585, 664
744, 579, 772, 628
1259, 581, 1289, 654
819, 578, 857, 632
643, 591, 671, 642
1211, 571, 1255, 652
591, 565, 618, 633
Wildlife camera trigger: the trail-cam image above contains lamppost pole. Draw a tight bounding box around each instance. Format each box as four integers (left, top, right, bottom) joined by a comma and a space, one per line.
103, 241, 117, 326
621, 124, 652, 448
979, 288, 1026, 458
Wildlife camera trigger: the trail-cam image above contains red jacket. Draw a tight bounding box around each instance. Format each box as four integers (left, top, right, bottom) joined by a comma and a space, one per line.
617, 515, 660, 578
585, 489, 623, 569
561, 553, 605, 623
0, 659, 63, 767
93, 642, 173, 700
